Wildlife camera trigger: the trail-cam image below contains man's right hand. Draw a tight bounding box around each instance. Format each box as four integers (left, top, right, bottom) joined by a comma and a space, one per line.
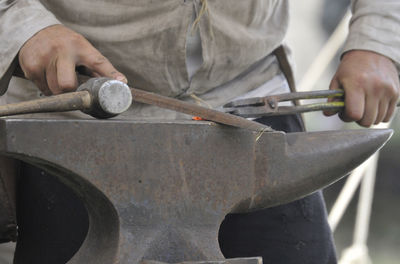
18, 24, 127, 95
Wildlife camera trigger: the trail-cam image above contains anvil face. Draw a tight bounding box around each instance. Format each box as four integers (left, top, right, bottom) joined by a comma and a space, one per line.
0, 119, 391, 263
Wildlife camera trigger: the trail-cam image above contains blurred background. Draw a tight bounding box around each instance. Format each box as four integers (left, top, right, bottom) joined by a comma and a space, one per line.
286, 1, 400, 264
1, 1, 399, 263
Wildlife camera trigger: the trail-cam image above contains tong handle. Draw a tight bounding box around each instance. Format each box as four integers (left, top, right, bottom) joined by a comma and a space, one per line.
273, 90, 344, 102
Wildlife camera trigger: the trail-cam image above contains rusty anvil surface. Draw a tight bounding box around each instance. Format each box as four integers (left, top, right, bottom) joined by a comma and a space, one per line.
0, 118, 392, 264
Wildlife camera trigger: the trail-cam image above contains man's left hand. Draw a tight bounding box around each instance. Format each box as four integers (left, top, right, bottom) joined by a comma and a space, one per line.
324, 50, 399, 127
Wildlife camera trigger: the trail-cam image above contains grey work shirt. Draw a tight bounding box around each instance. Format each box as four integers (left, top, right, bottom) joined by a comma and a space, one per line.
0, 0, 400, 119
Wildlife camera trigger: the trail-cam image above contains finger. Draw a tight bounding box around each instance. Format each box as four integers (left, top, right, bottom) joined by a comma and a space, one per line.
19, 56, 43, 82
383, 97, 398, 122
78, 48, 127, 83
324, 77, 341, 116
76, 65, 97, 78
358, 95, 379, 127
340, 88, 365, 123
374, 100, 388, 125
56, 56, 78, 94
45, 58, 58, 95
33, 71, 51, 96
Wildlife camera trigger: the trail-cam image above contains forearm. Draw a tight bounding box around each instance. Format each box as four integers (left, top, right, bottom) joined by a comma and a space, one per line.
0, 0, 61, 93
345, 0, 400, 71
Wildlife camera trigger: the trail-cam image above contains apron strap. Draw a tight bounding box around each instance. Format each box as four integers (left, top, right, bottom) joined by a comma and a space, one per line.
273, 45, 306, 130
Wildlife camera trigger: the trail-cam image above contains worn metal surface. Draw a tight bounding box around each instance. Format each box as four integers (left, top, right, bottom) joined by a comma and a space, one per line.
0, 119, 392, 263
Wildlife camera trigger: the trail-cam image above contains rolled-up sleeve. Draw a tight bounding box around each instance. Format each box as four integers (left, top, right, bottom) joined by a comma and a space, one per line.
344, 0, 400, 69
0, 0, 61, 93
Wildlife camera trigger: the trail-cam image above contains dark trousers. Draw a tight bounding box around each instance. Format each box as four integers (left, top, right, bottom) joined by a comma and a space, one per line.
14, 115, 337, 264
219, 115, 337, 264
14, 164, 89, 264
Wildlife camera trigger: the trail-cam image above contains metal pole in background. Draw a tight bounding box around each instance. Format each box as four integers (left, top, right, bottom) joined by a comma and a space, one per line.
297, 9, 351, 92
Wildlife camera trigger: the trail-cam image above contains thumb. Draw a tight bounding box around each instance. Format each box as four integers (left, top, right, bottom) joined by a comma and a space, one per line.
79, 48, 127, 83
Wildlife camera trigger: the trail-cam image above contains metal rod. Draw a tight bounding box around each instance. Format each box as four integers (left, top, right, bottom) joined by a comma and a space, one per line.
269, 101, 345, 116
8, 72, 271, 131
130, 87, 272, 132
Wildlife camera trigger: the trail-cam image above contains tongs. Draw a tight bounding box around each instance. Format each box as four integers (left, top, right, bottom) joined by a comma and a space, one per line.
223, 90, 361, 118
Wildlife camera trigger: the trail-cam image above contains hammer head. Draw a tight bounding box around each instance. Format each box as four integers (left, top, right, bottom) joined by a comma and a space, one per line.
77, 78, 132, 119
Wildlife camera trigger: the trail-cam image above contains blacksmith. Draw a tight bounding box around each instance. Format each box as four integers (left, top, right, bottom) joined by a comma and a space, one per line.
0, 1, 399, 263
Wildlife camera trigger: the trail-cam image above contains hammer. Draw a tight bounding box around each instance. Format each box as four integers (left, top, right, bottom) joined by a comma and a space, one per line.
0, 77, 270, 132
0, 78, 132, 119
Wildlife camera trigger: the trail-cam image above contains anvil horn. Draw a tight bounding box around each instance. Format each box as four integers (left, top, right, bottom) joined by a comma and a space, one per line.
243, 128, 393, 212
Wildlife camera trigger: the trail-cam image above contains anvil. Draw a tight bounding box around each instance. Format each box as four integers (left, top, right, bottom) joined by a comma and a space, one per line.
0, 118, 392, 263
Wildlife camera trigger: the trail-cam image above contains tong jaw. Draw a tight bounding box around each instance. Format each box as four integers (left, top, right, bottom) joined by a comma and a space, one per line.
223, 96, 279, 118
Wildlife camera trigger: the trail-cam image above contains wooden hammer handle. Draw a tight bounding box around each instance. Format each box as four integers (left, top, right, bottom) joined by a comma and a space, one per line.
1, 67, 94, 116
0, 91, 92, 117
